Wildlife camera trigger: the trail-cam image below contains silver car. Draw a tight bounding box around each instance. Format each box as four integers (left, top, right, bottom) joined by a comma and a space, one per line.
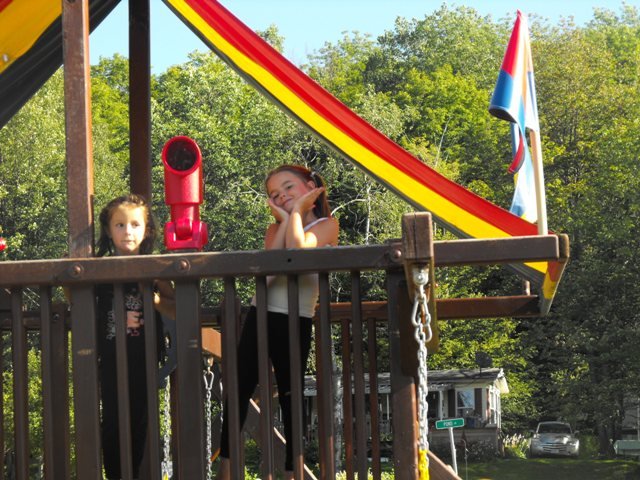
529, 421, 580, 458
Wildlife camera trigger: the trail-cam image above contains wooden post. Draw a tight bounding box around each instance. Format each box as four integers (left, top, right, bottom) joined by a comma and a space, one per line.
63, 0, 94, 259
129, 0, 152, 200
62, 1, 101, 478
174, 280, 206, 478
387, 270, 419, 479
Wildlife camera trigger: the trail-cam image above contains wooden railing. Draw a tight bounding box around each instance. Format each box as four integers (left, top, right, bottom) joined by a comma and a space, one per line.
0, 213, 568, 479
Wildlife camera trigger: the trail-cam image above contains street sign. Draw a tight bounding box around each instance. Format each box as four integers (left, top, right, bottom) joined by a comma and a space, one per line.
435, 418, 465, 429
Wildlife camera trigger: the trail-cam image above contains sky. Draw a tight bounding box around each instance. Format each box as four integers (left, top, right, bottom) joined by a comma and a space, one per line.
89, 1, 639, 72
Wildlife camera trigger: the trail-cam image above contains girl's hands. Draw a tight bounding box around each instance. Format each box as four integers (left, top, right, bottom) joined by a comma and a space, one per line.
292, 187, 325, 214
267, 198, 289, 223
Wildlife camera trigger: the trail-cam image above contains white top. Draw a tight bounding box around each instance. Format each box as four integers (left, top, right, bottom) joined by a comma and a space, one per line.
252, 217, 328, 318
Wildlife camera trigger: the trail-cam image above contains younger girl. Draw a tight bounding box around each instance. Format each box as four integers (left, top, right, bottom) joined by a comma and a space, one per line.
95, 194, 174, 479
217, 165, 339, 480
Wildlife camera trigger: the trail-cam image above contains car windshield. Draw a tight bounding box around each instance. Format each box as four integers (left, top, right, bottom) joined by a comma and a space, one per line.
538, 423, 571, 434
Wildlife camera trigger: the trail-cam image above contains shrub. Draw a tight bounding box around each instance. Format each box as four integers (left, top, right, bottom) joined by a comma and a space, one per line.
503, 433, 529, 459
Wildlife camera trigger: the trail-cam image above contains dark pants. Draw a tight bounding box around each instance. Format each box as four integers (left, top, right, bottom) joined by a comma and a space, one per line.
219, 307, 313, 471
99, 337, 148, 479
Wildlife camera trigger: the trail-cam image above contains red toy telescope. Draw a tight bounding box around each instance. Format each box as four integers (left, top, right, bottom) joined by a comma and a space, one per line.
162, 136, 208, 251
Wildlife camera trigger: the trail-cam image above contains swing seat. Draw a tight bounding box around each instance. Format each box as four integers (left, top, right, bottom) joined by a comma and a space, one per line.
202, 327, 221, 361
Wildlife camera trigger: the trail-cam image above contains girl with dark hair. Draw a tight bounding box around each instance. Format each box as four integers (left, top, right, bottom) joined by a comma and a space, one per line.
94, 194, 174, 479
217, 165, 339, 480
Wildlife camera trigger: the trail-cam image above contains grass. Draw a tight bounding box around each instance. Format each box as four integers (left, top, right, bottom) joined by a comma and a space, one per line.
461, 457, 640, 480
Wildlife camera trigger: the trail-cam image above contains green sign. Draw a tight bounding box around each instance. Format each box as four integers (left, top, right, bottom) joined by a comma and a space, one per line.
435, 418, 465, 429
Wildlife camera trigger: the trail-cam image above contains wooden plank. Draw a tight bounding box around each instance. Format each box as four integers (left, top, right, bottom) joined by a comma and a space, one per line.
129, 0, 152, 199
41, 288, 70, 480
350, 273, 368, 479
428, 451, 462, 480
367, 316, 382, 480
437, 296, 541, 319
341, 306, 354, 480
174, 281, 205, 478
434, 235, 560, 266
0, 294, 544, 333
322, 297, 541, 321
63, 0, 101, 470
63, 0, 94, 259
141, 283, 162, 480
254, 276, 275, 479
386, 272, 418, 479
315, 273, 335, 480
221, 278, 243, 479
113, 284, 134, 479
0, 235, 564, 288
69, 285, 102, 479
11, 289, 29, 480
287, 276, 305, 479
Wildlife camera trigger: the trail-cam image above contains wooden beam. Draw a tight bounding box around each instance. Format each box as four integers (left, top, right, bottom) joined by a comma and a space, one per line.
63, 0, 94, 259
437, 296, 541, 319
428, 451, 462, 480
387, 271, 419, 479
0, 235, 566, 287
62, 1, 101, 478
129, 0, 152, 200
434, 235, 560, 266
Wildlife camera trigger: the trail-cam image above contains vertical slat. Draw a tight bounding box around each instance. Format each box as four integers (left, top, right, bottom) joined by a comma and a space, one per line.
315, 273, 335, 480
142, 283, 161, 478
69, 284, 101, 478
255, 276, 275, 480
341, 310, 354, 479
174, 281, 205, 478
41, 287, 70, 480
113, 284, 134, 480
63, 0, 94, 259
367, 317, 381, 480
350, 272, 368, 479
221, 277, 242, 479
287, 275, 304, 479
129, 0, 152, 199
11, 289, 28, 480
387, 271, 419, 480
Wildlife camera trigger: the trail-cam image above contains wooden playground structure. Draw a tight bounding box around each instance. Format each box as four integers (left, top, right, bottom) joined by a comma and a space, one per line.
0, 1, 569, 479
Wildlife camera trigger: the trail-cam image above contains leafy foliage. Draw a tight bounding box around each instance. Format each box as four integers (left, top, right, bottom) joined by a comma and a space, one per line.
0, 2, 639, 460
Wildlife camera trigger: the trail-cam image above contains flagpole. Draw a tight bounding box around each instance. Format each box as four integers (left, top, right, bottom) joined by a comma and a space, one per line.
528, 129, 548, 235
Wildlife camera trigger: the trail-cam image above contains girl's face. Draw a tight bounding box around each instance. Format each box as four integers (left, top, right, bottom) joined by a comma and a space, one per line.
266, 171, 314, 213
107, 204, 147, 256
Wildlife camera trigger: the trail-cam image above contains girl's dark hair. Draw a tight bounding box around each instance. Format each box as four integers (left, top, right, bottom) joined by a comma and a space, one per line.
96, 194, 157, 257
265, 165, 331, 219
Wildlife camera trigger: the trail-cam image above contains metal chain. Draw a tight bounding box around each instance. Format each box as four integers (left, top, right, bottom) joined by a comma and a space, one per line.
161, 377, 173, 480
203, 363, 215, 479
411, 266, 432, 479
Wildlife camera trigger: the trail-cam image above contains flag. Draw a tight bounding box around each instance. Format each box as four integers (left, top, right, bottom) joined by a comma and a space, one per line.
509, 124, 536, 222
489, 10, 539, 222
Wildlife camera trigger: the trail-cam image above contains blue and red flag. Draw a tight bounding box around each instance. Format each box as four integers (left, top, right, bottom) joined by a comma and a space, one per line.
489, 10, 539, 222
